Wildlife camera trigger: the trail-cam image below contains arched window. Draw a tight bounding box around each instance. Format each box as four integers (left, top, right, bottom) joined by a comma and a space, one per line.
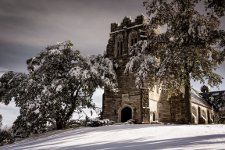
115, 34, 123, 57
129, 31, 138, 47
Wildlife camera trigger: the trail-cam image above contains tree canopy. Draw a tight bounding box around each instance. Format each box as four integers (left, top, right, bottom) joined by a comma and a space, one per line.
126, 0, 225, 123
0, 114, 2, 128
205, 0, 225, 17
0, 41, 117, 136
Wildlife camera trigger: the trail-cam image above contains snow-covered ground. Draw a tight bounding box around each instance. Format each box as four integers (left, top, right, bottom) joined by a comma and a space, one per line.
1, 124, 225, 150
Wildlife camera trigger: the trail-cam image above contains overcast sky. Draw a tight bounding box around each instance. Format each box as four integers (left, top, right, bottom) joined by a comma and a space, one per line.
0, 0, 145, 127
0, 0, 145, 73
0, 0, 225, 127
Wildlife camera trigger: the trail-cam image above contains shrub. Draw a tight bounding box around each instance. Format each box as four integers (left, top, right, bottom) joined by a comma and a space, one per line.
0, 129, 14, 146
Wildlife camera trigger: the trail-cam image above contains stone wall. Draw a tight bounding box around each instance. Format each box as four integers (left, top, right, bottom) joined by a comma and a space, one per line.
157, 90, 171, 123
191, 103, 214, 124
169, 94, 186, 123
102, 15, 216, 125
148, 86, 162, 123
102, 15, 147, 123
168, 92, 214, 124
106, 15, 146, 59
141, 88, 150, 123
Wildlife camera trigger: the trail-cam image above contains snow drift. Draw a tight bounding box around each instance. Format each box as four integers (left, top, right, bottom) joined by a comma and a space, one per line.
1, 124, 225, 150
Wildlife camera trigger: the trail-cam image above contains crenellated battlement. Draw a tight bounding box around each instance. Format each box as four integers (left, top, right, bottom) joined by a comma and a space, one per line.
111, 15, 146, 32
106, 15, 147, 58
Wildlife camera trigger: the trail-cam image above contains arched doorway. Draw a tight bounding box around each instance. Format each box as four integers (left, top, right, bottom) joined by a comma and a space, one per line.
121, 107, 132, 122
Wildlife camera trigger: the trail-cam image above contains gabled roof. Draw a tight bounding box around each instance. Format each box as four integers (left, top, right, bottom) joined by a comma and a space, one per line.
191, 88, 212, 108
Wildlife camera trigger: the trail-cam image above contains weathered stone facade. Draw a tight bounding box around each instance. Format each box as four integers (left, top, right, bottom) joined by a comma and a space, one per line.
102, 15, 216, 124
102, 15, 152, 123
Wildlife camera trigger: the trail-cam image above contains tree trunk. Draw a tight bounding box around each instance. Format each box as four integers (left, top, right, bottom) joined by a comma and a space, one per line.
56, 121, 63, 130
184, 72, 192, 124
56, 119, 66, 130
64, 102, 76, 124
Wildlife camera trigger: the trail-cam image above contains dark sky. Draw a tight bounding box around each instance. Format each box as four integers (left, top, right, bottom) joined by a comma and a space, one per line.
0, 0, 145, 126
0, 0, 225, 126
0, 0, 224, 89
0, 0, 145, 73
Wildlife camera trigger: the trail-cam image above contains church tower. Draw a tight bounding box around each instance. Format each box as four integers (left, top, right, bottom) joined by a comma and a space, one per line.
102, 15, 216, 124
102, 15, 164, 123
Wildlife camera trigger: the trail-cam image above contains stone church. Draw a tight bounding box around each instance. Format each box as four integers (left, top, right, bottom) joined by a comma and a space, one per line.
101, 15, 225, 124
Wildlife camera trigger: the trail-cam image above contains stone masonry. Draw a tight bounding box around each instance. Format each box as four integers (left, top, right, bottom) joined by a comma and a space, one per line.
102, 15, 215, 124
102, 15, 164, 123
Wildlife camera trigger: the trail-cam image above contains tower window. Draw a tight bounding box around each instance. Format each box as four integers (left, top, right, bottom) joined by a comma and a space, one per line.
131, 39, 134, 46
120, 41, 123, 56
117, 42, 120, 57
115, 34, 123, 57
129, 31, 138, 48
130, 38, 138, 47
135, 38, 138, 44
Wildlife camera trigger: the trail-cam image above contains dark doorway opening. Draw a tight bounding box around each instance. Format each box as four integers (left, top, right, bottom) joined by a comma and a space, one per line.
153, 112, 156, 121
121, 107, 132, 122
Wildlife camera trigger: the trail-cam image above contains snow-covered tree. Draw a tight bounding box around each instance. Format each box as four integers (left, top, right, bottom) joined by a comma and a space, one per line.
205, 0, 225, 17
0, 41, 117, 134
0, 114, 2, 128
0, 71, 40, 136
126, 0, 225, 123
25, 41, 116, 129
0, 71, 28, 105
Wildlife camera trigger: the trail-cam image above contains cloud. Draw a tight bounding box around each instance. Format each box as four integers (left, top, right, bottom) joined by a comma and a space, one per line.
0, 67, 8, 72
0, 0, 138, 126
0, 0, 144, 49
0, 0, 144, 72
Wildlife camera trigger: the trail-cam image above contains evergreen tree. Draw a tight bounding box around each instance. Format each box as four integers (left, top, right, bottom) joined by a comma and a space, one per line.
126, 0, 225, 123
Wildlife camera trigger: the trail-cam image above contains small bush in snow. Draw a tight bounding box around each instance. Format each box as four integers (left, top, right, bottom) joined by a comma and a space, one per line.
0, 129, 14, 146
87, 119, 114, 127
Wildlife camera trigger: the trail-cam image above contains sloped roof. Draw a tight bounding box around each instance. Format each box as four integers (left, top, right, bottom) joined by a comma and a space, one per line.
201, 90, 225, 111
191, 88, 212, 108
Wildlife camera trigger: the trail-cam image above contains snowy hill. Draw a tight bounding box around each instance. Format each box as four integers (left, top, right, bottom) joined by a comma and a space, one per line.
1, 124, 225, 150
